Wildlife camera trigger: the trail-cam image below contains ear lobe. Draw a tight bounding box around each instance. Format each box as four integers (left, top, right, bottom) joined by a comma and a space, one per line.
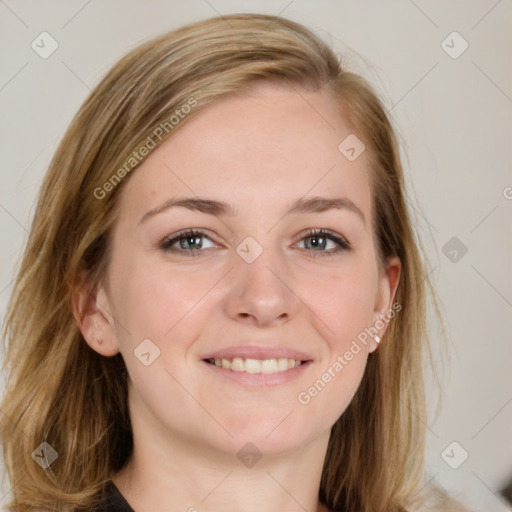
71, 273, 120, 357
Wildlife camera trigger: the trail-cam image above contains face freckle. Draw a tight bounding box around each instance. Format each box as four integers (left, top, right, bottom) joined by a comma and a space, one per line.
100, 83, 398, 458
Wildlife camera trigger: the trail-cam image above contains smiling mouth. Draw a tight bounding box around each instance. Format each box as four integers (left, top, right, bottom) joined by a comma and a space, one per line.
204, 357, 308, 374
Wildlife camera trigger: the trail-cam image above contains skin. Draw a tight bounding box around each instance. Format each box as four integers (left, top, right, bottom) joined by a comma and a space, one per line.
75, 83, 400, 512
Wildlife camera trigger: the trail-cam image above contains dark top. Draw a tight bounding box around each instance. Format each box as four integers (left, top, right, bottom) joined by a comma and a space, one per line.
94, 480, 135, 512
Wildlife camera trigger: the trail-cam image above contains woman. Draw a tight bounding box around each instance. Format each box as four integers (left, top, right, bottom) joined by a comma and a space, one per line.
0, 13, 463, 512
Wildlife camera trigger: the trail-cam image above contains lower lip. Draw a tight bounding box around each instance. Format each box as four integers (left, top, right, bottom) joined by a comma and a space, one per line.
201, 360, 313, 387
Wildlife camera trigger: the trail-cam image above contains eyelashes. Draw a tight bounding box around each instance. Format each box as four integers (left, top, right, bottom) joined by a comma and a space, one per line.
300, 228, 351, 254
159, 229, 216, 254
158, 228, 352, 258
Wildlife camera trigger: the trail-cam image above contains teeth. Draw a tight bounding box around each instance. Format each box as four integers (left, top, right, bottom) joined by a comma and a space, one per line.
210, 357, 303, 373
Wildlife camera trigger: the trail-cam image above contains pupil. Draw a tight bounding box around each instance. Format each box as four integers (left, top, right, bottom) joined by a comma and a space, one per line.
188, 236, 200, 248
180, 235, 201, 249
310, 236, 325, 249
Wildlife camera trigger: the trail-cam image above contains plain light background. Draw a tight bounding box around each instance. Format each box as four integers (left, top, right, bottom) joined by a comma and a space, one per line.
1, 1, 511, 510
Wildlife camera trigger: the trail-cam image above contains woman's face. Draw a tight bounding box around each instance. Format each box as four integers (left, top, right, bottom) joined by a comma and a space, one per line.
82, 84, 400, 458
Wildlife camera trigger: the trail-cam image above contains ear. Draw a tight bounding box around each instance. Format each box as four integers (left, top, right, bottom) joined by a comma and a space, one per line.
71, 272, 120, 357
368, 255, 401, 353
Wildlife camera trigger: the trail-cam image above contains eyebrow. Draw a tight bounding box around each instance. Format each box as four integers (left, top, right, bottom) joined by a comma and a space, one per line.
138, 195, 365, 225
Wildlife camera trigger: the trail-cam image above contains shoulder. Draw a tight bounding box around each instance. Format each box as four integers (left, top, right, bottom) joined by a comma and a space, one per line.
92, 480, 135, 512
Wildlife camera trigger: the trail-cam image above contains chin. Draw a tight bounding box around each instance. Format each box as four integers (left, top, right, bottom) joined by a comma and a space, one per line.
210, 410, 319, 459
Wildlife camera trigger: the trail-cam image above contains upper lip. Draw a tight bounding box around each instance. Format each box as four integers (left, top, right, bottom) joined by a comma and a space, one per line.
202, 344, 314, 362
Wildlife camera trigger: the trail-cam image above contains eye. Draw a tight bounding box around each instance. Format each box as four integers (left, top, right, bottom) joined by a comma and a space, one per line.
296, 228, 351, 258
159, 229, 217, 256
158, 228, 351, 258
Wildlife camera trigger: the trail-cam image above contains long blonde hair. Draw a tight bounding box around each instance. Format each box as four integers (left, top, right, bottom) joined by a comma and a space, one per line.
1, 13, 442, 511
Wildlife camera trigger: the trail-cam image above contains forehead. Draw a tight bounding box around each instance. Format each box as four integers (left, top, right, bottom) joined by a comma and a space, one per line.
116, 84, 371, 224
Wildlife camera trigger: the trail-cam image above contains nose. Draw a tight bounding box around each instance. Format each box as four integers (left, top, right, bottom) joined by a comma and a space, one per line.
223, 243, 301, 326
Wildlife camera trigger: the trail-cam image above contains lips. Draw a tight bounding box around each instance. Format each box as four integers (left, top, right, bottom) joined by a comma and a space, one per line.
201, 344, 314, 363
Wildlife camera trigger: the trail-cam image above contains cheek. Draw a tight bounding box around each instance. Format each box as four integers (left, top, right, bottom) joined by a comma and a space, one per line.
303, 257, 379, 352
291, 257, 378, 421
108, 265, 214, 430
108, 255, 213, 348
298, 351, 368, 431
296, 269, 374, 423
